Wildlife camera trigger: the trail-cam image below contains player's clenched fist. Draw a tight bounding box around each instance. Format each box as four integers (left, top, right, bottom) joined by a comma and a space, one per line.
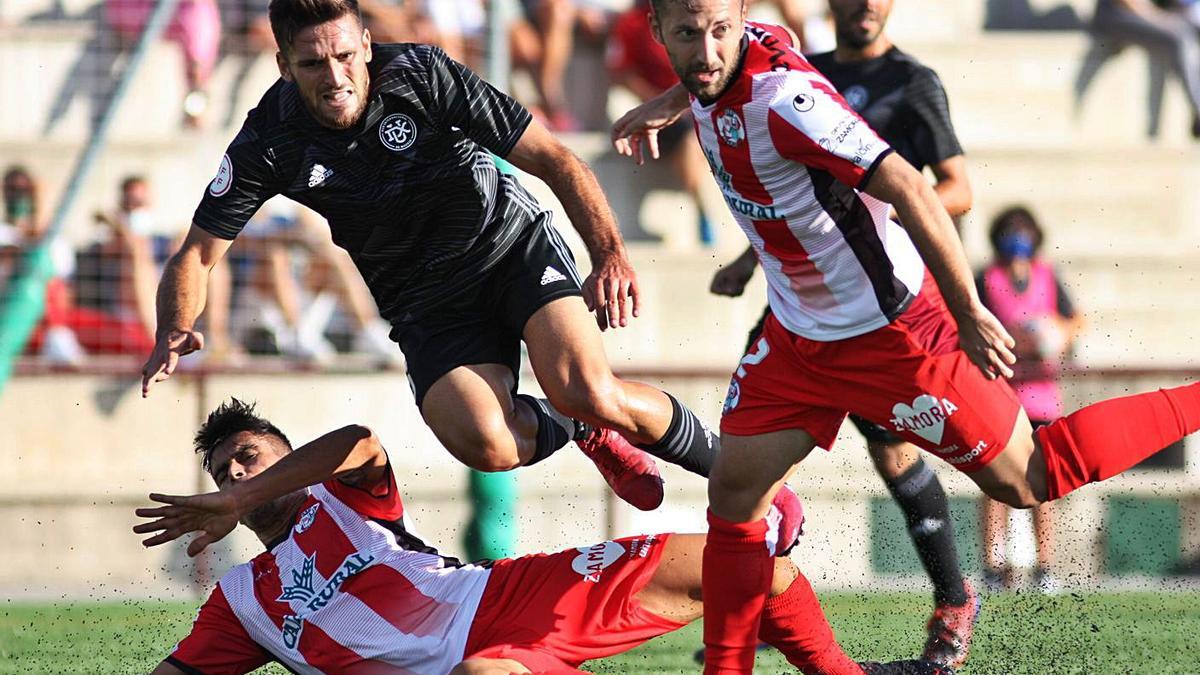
141, 328, 204, 397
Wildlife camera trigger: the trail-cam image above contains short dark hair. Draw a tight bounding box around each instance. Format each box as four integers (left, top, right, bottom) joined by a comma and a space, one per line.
194, 398, 292, 472
650, 0, 741, 17
988, 205, 1045, 255
120, 175, 146, 193
268, 0, 362, 54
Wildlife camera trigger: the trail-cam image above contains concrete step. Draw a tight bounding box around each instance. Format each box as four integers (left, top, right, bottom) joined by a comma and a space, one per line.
911, 33, 1199, 150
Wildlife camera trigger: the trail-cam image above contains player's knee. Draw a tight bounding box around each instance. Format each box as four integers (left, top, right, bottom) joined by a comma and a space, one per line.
769, 558, 800, 597
989, 480, 1043, 510
548, 378, 626, 427
446, 416, 522, 472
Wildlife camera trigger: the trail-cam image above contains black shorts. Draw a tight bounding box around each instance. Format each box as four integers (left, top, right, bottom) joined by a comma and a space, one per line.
744, 306, 903, 446
396, 213, 583, 408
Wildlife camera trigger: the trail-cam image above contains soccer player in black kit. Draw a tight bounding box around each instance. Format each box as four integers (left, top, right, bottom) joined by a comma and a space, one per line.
704, 0, 978, 667
140, 0, 807, 546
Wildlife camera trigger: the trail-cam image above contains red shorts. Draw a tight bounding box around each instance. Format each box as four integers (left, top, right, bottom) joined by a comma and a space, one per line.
720, 278, 1021, 472
464, 534, 685, 670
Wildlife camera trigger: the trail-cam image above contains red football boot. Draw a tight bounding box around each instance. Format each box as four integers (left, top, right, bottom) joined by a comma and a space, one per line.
921, 581, 981, 668
577, 428, 665, 511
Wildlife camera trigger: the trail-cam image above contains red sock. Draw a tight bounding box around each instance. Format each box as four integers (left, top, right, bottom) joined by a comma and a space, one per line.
1038, 382, 1200, 499
758, 571, 863, 675
703, 510, 774, 674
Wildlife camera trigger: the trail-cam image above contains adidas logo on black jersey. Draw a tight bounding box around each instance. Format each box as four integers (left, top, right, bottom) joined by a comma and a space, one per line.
540, 266, 567, 286
308, 164, 334, 188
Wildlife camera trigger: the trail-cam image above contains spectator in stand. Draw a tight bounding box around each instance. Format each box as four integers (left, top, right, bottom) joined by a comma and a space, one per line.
976, 206, 1084, 594
608, 0, 714, 245
1085, 0, 1200, 137
105, 0, 222, 127
753, 0, 812, 51
509, 0, 608, 130
2, 166, 88, 365
423, 0, 488, 68
231, 201, 400, 366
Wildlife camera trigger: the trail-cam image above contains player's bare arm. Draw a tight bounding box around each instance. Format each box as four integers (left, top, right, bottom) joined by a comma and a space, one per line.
507, 119, 640, 330
133, 424, 387, 556
611, 82, 690, 165
141, 225, 233, 397
710, 246, 758, 297
148, 662, 187, 675
929, 154, 972, 218
863, 152, 1015, 380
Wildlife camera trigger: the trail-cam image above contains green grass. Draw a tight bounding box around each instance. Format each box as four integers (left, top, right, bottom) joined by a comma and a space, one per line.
3, 592, 1199, 674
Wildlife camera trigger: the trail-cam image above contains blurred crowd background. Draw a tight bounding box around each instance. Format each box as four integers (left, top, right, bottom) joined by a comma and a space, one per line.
3, 0, 1200, 598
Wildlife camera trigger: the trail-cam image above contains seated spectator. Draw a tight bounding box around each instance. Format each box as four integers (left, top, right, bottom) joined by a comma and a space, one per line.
975, 206, 1085, 594
607, 0, 714, 245
231, 200, 400, 366
423, 0, 488, 68
105, 0, 222, 127
510, 0, 609, 131
1, 166, 87, 365
1080, 0, 1200, 137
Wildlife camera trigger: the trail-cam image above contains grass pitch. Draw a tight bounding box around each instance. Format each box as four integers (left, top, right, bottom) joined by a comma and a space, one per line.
2, 591, 1197, 673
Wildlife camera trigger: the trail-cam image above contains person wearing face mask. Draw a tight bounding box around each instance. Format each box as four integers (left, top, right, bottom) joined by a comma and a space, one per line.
975, 207, 1083, 594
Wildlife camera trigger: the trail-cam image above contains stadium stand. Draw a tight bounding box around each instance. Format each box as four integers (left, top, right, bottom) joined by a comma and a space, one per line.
2, 0, 1198, 603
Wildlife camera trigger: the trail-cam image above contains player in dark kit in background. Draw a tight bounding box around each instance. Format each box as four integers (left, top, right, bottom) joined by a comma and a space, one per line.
140, 0, 805, 544
707, 0, 978, 666
613, 0, 1200, 671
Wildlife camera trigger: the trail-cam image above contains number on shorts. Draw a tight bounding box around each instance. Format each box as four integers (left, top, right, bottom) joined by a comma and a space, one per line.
736, 337, 769, 378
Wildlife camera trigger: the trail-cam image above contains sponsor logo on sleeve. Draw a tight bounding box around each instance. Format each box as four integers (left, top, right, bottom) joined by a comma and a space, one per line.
571, 540, 626, 583
792, 93, 815, 113
378, 113, 419, 152
208, 154, 233, 197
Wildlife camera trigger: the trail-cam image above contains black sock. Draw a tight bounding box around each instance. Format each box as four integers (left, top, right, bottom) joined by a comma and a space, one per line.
635, 393, 718, 477
882, 458, 968, 606
514, 394, 572, 466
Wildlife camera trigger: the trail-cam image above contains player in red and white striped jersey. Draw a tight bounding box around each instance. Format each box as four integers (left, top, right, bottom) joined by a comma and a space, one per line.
612, 1, 1200, 671
136, 399, 950, 675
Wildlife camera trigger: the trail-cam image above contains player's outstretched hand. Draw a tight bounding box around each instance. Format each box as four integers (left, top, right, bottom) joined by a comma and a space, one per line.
141, 328, 204, 397
710, 259, 756, 297
583, 252, 641, 331
611, 97, 685, 166
134, 491, 239, 557
955, 305, 1017, 380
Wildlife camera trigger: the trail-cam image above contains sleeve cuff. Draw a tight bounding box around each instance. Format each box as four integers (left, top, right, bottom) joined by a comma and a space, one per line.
164, 656, 206, 675
856, 147, 894, 191
495, 112, 534, 159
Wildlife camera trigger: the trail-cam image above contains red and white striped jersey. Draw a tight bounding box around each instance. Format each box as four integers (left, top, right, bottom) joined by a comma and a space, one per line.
693, 22, 926, 341
166, 468, 492, 674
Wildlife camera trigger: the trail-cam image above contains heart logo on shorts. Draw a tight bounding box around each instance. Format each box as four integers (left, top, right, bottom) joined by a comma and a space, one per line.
890, 394, 958, 445
571, 540, 626, 582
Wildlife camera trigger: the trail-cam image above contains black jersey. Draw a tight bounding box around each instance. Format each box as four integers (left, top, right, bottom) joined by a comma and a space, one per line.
806, 47, 962, 171
193, 43, 538, 324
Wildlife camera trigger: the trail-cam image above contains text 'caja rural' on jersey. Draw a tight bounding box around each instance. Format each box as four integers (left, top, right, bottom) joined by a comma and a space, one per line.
193, 44, 540, 327
692, 22, 926, 341
166, 466, 492, 674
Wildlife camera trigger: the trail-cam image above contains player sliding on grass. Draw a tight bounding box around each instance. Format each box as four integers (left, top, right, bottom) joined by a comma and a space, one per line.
611, 0, 1200, 671
136, 399, 951, 675
139, 0, 804, 541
